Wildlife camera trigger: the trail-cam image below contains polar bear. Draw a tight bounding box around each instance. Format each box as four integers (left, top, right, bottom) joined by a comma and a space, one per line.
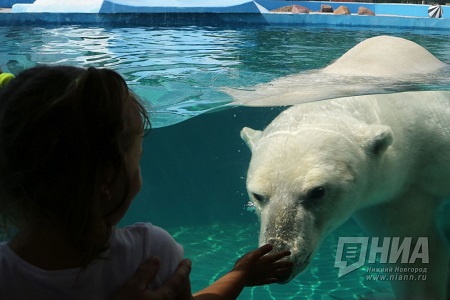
225, 36, 447, 107
241, 91, 450, 299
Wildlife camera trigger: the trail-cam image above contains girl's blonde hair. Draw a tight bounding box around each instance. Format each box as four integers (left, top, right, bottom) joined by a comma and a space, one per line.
0, 65, 150, 266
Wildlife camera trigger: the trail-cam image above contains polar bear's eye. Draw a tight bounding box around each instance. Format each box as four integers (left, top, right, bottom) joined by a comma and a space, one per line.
308, 187, 326, 200
252, 193, 264, 202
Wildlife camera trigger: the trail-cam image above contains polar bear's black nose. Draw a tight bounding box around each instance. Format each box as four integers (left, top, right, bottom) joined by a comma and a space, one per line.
267, 238, 290, 253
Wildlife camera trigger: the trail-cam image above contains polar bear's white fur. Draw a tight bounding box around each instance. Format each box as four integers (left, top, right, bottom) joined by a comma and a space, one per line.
322, 35, 446, 77
241, 91, 450, 299
226, 36, 447, 107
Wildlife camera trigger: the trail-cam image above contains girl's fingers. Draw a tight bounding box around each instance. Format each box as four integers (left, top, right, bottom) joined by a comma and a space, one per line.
244, 244, 274, 261
259, 249, 291, 263
238, 244, 291, 267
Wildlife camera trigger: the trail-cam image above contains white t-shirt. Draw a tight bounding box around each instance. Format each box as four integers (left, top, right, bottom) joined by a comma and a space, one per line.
0, 222, 184, 300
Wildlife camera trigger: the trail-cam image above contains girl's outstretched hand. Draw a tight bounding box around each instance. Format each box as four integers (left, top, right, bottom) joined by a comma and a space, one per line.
192, 244, 293, 300
232, 244, 293, 286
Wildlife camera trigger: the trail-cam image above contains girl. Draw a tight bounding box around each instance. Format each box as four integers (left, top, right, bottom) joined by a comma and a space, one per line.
0, 65, 292, 299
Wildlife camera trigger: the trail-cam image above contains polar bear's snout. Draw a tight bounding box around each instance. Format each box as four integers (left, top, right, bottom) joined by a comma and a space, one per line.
264, 234, 313, 283
259, 203, 319, 280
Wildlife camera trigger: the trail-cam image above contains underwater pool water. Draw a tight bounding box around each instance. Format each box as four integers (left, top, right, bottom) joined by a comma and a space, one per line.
1, 24, 450, 299
168, 220, 396, 300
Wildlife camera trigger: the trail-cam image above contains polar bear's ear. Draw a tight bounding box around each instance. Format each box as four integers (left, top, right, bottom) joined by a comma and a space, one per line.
241, 127, 262, 151
363, 125, 393, 156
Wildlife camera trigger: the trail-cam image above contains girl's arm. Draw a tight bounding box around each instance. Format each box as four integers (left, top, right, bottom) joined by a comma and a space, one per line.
193, 244, 293, 300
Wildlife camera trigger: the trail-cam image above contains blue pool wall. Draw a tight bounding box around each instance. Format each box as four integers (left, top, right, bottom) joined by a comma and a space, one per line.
1, 0, 450, 31
99, 0, 447, 17
3, 0, 449, 18
1, 0, 31, 7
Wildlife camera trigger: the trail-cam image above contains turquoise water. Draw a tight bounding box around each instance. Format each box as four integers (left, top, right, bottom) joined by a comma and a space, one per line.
2, 26, 450, 127
2, 24, 450, 299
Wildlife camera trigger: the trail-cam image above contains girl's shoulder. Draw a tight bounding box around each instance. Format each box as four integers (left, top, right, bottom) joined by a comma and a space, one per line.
112, 222, 183, 256
114, 222, 158, 241
111, 222, 184, 289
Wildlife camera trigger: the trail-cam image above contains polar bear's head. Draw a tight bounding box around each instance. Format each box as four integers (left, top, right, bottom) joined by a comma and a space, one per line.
241, 118, 393, 282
